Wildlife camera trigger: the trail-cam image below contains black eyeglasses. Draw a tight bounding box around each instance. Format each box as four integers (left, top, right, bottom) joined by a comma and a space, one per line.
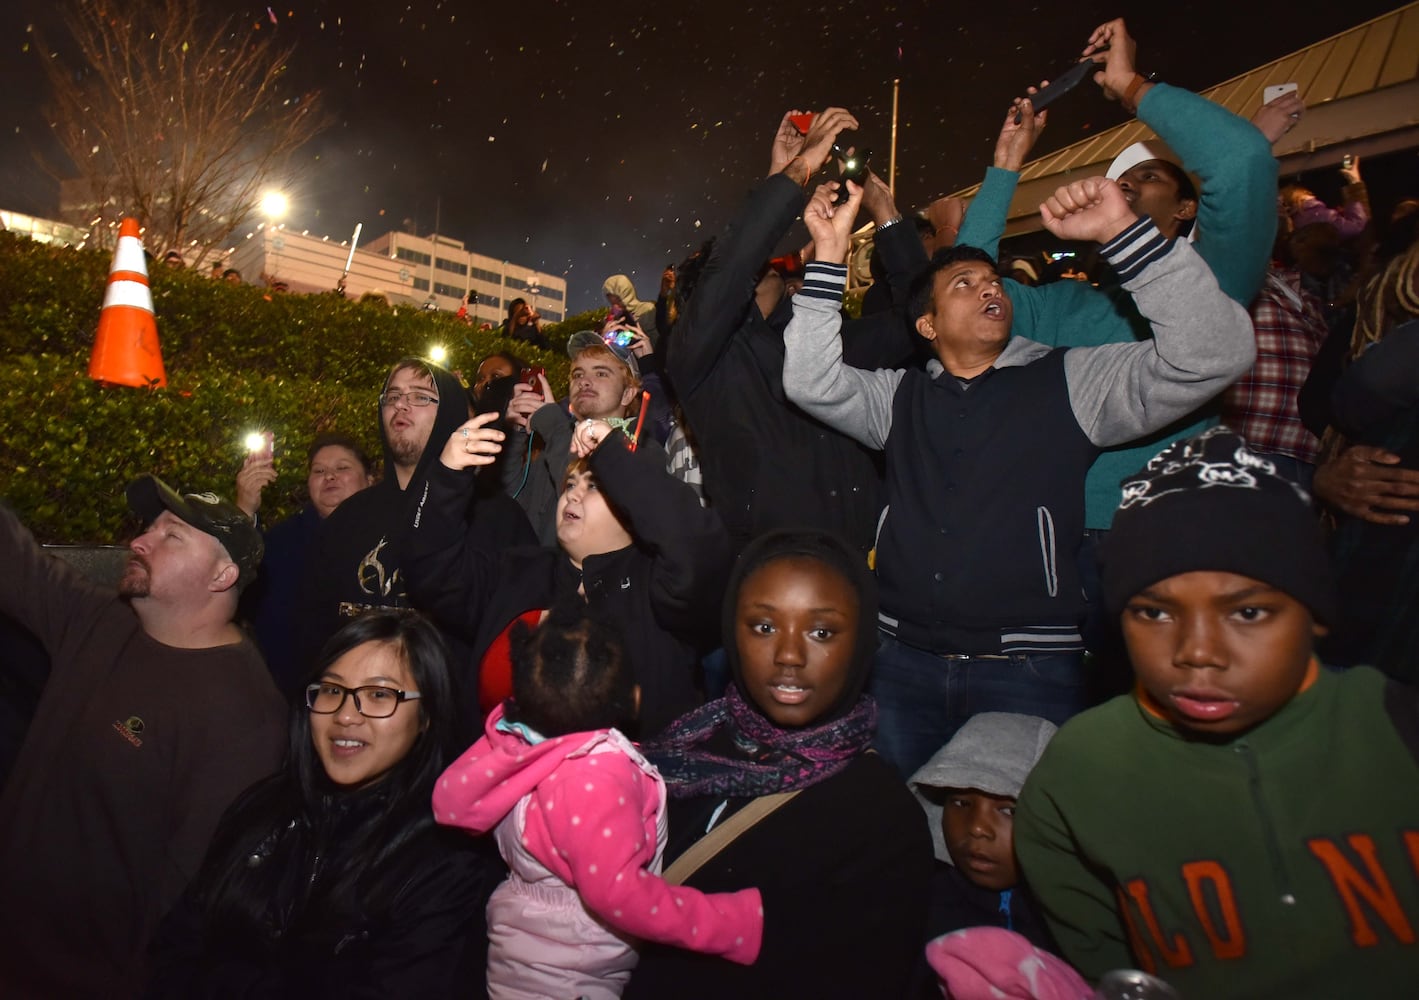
305, 681, 422, 719
379, 389, 439, 408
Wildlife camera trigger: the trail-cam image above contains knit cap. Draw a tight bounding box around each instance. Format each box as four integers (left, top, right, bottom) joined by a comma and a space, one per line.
1099, 426, 1336, 624
909, 713, 1057, 865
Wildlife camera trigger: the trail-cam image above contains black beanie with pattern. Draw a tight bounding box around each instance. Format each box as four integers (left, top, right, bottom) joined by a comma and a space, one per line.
1100, 427, 1337, 625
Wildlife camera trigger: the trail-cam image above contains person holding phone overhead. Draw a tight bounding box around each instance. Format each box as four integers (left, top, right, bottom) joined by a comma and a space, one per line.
500, 332, 667, 546
953, 16, 1280, 696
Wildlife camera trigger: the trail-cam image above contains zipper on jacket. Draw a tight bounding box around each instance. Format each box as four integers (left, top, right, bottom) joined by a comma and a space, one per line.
1237, 743, 1296, 905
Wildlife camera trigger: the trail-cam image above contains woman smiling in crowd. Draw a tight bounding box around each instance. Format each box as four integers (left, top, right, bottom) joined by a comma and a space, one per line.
147, 612, 502, 995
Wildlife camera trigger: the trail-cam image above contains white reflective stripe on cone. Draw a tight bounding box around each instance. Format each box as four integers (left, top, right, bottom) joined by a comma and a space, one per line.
111, 236, 148, 276
102, 280, 156, 312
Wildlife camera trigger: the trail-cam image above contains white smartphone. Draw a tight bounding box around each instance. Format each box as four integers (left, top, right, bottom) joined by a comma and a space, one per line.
1263, 82, 1298, 105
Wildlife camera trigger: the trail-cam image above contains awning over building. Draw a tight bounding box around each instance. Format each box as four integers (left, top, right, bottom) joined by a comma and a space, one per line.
948, 2, 1419, 237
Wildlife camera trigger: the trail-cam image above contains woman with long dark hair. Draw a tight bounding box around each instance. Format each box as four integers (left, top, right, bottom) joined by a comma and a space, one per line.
147, 611, 503, 995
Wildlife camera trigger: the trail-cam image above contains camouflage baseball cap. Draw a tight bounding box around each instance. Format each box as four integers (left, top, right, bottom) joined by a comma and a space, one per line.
126, 476, 264, 588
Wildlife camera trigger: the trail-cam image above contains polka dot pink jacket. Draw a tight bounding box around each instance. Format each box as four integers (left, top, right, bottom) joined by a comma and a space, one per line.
434, 704, 764, 978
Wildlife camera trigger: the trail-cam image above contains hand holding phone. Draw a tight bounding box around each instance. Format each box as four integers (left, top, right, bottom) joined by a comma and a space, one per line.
1263, 82, 1298, 105
244, 431, 275, 463
1014, 59, 1095, 124
519, 367, 547, 399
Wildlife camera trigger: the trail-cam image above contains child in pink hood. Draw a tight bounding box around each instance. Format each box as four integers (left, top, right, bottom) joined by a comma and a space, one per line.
433, 607, 763, 999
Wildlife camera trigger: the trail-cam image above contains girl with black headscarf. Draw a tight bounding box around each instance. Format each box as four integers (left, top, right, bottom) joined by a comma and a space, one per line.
625, 530, 934, 1000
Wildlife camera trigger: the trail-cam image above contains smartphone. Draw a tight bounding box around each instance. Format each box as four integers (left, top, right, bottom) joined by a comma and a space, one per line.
830, 142, 872, 204
1341, 154, 1354, 170
520, 366, 546, 398
245, 431, 274, 462
1263, 82, 1298, 105
605, 329, 637, 349
788, 112, 816, 135
1015, 58, 1097, 124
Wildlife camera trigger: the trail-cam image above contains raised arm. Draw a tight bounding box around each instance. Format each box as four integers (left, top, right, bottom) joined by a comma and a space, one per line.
0, 502, 108, 669
782, 182, 905, 450
576, 426, 730, 636
667, 109, 858, 399
404, 414, 509, 637
1087, 17, 1277, 304
1048, 179, 1255, 446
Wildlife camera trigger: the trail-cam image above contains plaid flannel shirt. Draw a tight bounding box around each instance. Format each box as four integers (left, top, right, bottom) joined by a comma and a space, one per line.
1223, 266, 1328, 464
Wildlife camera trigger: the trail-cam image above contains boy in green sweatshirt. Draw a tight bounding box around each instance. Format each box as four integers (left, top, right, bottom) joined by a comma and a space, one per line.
1015, 427, 1419, 997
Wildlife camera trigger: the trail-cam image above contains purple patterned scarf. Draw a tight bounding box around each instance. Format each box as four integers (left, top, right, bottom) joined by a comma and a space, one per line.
646, 686, 877, 799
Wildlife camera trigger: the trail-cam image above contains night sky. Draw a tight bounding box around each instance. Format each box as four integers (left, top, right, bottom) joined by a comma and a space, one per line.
1, 1, 1408, 311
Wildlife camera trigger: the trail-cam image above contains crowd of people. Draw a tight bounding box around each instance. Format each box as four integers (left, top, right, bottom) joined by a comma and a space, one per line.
1, 16, 1416, 999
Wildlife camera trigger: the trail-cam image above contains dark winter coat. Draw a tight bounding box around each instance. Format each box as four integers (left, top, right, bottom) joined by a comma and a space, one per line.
406, 429, 729, 737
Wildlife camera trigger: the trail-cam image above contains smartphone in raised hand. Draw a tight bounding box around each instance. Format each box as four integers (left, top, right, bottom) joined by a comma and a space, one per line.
1263, 82, 1298, 105
1014, 58, 1097, 124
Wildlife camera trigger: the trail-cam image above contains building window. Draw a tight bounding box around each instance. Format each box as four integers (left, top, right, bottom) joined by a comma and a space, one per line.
435, 257, 468, 276
433, 281, 464, 298
541, 309, 563, 322
540, 286, 564, 302
505, 276, 530, 291
471, 267, 501, 284
412, 277, 430, 291
396, 247, 431, 266
474, 291, 500, 307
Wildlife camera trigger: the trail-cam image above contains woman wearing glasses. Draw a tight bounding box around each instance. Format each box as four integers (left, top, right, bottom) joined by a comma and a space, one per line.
146, 612, 503, 995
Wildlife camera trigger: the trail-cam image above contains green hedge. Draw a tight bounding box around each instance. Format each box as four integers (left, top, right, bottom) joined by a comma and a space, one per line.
0, 232, 591, 542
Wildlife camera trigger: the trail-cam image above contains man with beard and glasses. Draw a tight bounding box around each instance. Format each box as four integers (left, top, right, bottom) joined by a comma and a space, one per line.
0, 477, 285, 997
297, 356, 535, 689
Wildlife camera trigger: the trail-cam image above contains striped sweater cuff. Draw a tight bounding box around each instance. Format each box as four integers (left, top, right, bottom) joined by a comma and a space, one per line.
799, 261, 847, 303
1099, 217, 1171, 283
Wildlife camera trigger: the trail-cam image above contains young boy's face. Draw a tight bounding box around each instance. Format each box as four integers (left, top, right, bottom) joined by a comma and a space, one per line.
942, 789, 1019, 892
1122, 570, 1326, 738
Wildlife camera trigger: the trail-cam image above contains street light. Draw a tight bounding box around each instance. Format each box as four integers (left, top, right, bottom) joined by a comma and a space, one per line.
260, 190, 288, 221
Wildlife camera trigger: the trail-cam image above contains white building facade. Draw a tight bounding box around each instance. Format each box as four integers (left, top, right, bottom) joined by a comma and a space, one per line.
227, 226, 566, 323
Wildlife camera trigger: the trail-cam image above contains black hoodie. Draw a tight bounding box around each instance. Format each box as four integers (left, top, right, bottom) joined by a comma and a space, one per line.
295, 360, 535, 672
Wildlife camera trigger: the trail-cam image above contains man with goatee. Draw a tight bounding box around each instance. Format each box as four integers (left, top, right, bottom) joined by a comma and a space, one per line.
0, 476, 284, 997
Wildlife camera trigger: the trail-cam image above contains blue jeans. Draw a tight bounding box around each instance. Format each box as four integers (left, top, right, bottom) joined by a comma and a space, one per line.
869, 634, 1090, 779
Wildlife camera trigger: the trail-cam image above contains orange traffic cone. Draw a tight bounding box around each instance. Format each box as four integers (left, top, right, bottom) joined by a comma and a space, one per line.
89, 218, 167, 388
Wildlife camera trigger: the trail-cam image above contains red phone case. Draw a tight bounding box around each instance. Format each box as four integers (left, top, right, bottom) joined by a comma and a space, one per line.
788, 113, 815, 135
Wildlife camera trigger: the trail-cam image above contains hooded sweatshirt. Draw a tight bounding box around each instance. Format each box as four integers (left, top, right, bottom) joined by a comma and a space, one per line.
433, 703, 762, 1000
603, 274, 659, 346
296, 360, 535, 671
906, 712, 1060, 995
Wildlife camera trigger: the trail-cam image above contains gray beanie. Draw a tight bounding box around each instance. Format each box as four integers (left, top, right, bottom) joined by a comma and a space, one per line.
908, 712, 1057, 864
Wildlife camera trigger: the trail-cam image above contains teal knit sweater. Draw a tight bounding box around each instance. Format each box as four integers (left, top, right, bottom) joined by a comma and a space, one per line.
957, 83, 1278, 527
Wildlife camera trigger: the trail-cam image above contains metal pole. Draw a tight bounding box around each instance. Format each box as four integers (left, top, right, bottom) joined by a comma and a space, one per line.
889, 78, 900, 198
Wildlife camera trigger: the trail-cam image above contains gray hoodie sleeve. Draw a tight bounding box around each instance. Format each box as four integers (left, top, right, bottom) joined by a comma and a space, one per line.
782, 262, 905, 451
1064, 218, 1257, 448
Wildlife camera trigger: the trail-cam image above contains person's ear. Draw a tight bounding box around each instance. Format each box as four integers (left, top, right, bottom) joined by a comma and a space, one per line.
619, 384, 638, 409
915, 314, 937, 342
1312, 621, 1329, 639
211, 561, 240, 594
631, 684, 642, 719
1176, 198, 1198, 223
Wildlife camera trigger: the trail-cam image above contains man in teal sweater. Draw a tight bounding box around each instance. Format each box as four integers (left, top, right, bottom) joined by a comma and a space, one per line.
959, 18, 1275, 527
1015, 426, 1419, 996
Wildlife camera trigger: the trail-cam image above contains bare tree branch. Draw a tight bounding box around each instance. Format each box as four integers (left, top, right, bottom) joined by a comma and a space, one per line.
34, 0, 331, 263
